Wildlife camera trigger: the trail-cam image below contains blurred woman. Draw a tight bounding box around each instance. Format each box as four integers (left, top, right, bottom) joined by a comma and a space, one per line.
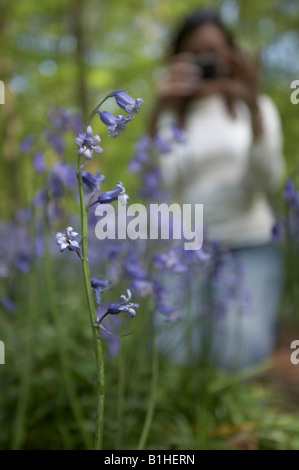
151, 9, 285, 370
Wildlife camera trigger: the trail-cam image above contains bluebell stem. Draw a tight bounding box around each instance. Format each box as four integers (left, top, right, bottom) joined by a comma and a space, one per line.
75, 126, 103, 160
55, 227, 81, 253
112, 91, 143, 120
97, 111, 128, 138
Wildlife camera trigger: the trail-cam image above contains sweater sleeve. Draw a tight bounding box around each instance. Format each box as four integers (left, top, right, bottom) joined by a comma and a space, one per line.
243, 95, 285, 193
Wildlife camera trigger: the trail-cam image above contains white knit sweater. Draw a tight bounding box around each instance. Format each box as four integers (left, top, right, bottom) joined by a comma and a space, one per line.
157, 93, 285, 248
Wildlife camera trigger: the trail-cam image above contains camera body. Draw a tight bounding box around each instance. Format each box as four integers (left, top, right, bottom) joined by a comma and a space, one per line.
193, 55, 220, 80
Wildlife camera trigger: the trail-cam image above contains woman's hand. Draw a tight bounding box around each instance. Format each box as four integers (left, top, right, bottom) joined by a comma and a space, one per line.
217, 49, 263, 137
156, 53, 201, 107
217, 49, 260, 111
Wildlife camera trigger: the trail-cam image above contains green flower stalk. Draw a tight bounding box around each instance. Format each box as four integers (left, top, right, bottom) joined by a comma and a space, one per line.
55, 91, 143, 450
77, 154, 105, 450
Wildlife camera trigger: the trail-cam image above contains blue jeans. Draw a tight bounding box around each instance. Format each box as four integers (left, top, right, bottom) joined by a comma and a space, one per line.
155, 243, 285, 371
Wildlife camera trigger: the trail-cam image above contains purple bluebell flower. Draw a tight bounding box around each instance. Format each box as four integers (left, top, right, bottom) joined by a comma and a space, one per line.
48, 201, 63, 220
16, 208, 32, 223
143, 167, 162, 189
284, 180, 299, 208
55, 227, 80, 252
75, 126, 103, 160
154, 133, 172, 154
131, 279, 153, 298
48, 106, 84, 133
123, 251, 148, 280
33, 151, 46, 173
128, 135, 152, 173
94, 289, 139, 326
154, 249, 187, 274
1, 297, 17, 313
194, 248, 211, 263
139, 166, 167, 200
33, 189, 48, 208
50, 162, 77, 193
20, 134, 34, 153
98, 111, 128, 138
15, 253, 31, 273
112, 91, 143, 120
171, 124, 187, 143
156, 304, 181, 322
100, 314, 121, 357
272, 220, 283, 241
91, 277, 111, 305
81, 170, 105, 193
97, 182, 129, 205
45, 130, 65, 156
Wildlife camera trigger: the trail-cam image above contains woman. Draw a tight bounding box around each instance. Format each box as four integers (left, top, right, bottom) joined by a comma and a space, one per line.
152, 10, 285, 370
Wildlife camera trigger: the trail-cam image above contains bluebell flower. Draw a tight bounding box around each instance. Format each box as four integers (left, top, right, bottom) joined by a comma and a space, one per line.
55, 227, 80, 252
123, 252, 148, 280
112, 91, 143, 120
154, 249, 187, 274
33, 151, 46, 173
131, 279, 153, 298
33, 189, 48, 209
171, 124, 187, 144
16, 208, 32, 223
94, 289, 139, 326
272, 220, 283, 241
1, 297, 17, 313
156, 304, 181, 322
20, 134, 34, 154
81, 170, 105, 193
91, 277, 111, 305
51, 162, 77, 191
75, 126, 103, 160
154, 133, 172, 154
45, 130, 65, 156
48, 106, 84, 133
97, 182, 129, 205
15, 253, 31, 273
98, 111, 128, 138
100, 314, 121, 357
128, 135, 152, 173
284, 180, 299, 208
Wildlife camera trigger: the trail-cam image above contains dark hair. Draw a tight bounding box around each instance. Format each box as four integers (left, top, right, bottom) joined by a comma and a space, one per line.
150, 9, 238, 135
171, 9, 235, 55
